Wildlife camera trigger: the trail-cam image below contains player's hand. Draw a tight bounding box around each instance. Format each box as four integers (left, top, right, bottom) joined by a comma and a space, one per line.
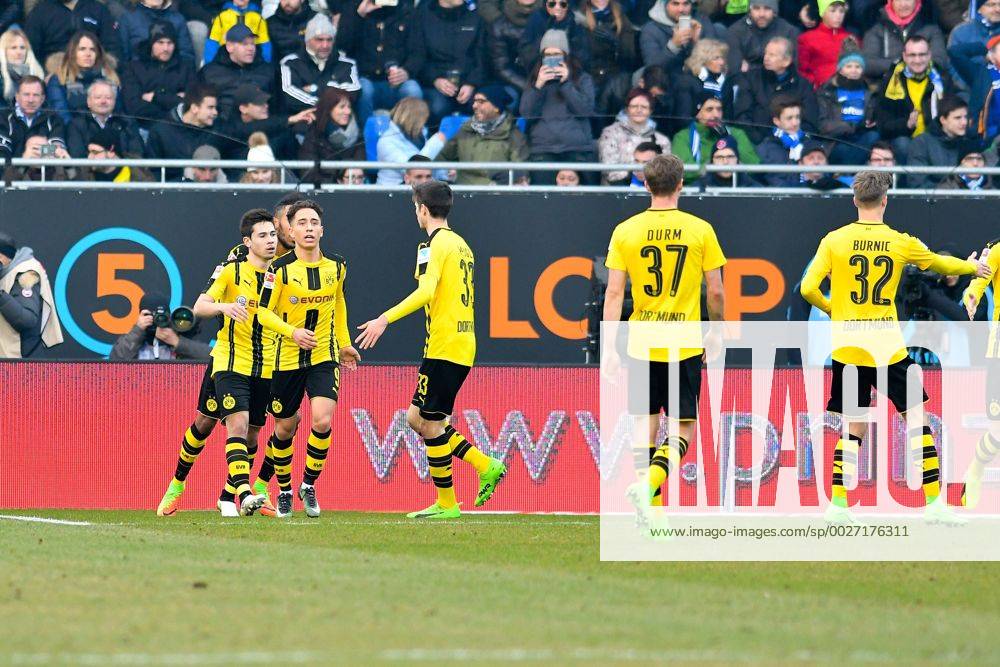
221, 302, 249, 323
339, 345, 361, 370
970, 251, 993, 279
293, 327, 317, 350
601, 349, 621, 382
355, 314, 388, 350
703, 330, 723, 363
964, 292, 978, 320
136, 309, 153, 329
155, 327, 179, 347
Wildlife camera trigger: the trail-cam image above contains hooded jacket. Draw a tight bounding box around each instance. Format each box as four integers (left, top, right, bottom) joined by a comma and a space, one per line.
121, 32, 197, 125
336, 0, 418, 80
874, 61, 952, 139
199, 46, 274, 119
724, 13, 799, 74
204, 1, 271, 63
409, 0, 488, 87
598, 112, 671, 183
437, 114, 529, 184
574, 6, 637, 83
797, 23, 856, 89
375, 120, 446, 184
0, 247, 62, 359
0, 105, 66, 157
518, 8, 591, 72
119, 1, 195, 63
519, 71, 596, 154
25, 0, 123, 63
861, 7, 948, 80
948, 14, 1000, 74
489, 0, 538, 90
639, 2, 721, 72
279, 46, 360, 114
267, 2, 316, 62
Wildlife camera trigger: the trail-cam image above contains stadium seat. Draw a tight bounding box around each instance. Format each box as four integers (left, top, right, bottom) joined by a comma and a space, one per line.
516, 117, 527, 133
364, 115, 392, 162
439, 115, 469, 141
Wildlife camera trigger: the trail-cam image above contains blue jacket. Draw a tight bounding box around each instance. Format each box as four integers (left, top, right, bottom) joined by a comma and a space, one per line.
947, 17, 1000, 78
119, 3, 195, 64
375, 120, 446, 184
949, 39, 1000, 140
46, 66, 123, 125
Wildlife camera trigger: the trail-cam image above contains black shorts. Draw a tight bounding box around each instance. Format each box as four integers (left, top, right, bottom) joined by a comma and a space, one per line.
628, 355, 703, 420
196, 363, 220, 420
412, 358, 471, 421
269, 360, 340, 419
827, 357, 929, 416
213, 371, 271, 427
986, 359, 1000, 421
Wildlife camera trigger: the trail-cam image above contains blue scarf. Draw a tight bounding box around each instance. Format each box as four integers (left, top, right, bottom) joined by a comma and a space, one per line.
773, 127, 804, 160
837, 87, 866, 124
904, 65, 945, 98
698, 68, 725, 97
987, 64, 1000, 140
961, 174, 985, 190
689, 121, 702, 163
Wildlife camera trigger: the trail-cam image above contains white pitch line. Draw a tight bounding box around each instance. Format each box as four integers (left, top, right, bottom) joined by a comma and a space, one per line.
0, 514, 92, 526
8, 651, 328, 665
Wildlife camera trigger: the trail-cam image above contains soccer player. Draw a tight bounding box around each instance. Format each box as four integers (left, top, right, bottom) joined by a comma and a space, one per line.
355, 180, 506, 520
801, 171, 990, 525
256, 199, 360, 518
962, 241, 998, 508
602, 154, 726, 526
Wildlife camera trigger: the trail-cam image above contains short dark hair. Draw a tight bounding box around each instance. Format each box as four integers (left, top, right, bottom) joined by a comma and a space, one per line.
870, 140, 895, 157
412, 180, 453, 219
938, 94, 968, 119
0, 231, 16, 259
903, 34, 930, 49
287, 199, 323, 223
183, 82, 218, 112
17, 75, 44, 93
769, 93, 801, 120
408, 154, 432, 163
634, 141, 663, 155
641, 65, 669, 92
644, 154, 684, 196
273, 192, 308, 218
240, 208, 274, 238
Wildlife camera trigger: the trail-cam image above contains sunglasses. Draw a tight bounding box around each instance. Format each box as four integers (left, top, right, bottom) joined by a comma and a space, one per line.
547, 1, 568, 7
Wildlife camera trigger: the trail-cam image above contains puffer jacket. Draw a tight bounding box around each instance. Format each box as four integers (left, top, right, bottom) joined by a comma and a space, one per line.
639, 2, 721, 72
861, 8, 948, 80
816, 74, 874, 138
597, 113, 671, 183
45, 56, 122, 125
724, 13, 799, 73
119, 2, 195, 63
489, 0, 538, 90
437, 114, 528, 184
198, 46, 275, 120
121, 34, 197, 126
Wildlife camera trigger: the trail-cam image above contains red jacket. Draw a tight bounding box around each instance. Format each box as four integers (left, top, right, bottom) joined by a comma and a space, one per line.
797, 24, 855, 89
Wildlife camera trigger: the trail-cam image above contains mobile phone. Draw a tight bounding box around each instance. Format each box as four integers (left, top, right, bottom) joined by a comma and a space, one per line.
39, 143, 56, 157
374, 0, 398, 6
678, 15, 691, 31
542, 55, 564, 69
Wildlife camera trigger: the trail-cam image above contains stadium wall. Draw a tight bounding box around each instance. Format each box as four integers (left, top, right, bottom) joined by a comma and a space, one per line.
4, 190, 994, 363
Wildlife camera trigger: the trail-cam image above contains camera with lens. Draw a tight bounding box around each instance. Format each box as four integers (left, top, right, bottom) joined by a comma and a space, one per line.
900, 265, 937, 321
147, 305, 197, 334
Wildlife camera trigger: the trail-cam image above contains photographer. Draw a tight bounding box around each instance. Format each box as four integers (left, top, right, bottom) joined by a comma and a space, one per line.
110, 292, 211, 361
0, 232, 63, 358
898, 251, 972, 322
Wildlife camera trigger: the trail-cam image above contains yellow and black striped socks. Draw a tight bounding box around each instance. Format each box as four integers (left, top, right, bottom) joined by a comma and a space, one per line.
303, 428, 331, 486
425, 432, 457, 508
909, 425, 940, 504
173, 422, 208, 483
632, 444, 663, 505
256, 436, 276, 482
970, 432, 1000, 478
272, 434, 295, 492
648, 436, 689, 494
831, 433, 861, 508
225, 436, 252, 500
445, 425, 490, 474
219, 435, 260, 502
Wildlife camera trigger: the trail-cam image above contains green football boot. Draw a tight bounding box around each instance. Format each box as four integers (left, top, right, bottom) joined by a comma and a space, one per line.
475, 457, 507, 507
156, 479, 185, 516
406, 502, 462, 519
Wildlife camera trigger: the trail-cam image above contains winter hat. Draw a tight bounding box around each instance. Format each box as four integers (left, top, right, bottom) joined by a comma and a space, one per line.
148, 20, 178, 44
750, 0, 779, 11
477, 84, 512, 111
247, 132, 275, 163
837, 52, 865, 71
539, 29, 570, 54
817, 0, 845, 18
305, 14, 336, 41
192, 144, 221, 161
88, 126, 119, 151
800, 139, 828, 159
711, 134, 740, 158
694, 88, 717, 111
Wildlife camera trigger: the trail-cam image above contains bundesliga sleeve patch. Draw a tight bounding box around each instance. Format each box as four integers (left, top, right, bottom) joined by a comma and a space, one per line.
264, 271, 276, 289
210, 264, 223, 280
417, 247, 431, 265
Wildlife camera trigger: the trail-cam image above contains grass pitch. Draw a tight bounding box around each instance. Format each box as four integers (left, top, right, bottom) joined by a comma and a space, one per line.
3, 511, 1000, 665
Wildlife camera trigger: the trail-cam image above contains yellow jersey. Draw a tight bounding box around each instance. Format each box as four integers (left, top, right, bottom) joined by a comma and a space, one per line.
605, 208, 727, 362
801, 220, 977, 365
963, 241, 1000, 357
384, 227, 476, 367
256, 251, 351, 371
205, 259, 275, 379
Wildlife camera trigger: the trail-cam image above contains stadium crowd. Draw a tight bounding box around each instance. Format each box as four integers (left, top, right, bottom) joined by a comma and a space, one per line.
0, 0, 998, 187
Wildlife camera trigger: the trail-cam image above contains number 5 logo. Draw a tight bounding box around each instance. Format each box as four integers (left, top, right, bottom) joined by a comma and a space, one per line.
55, 228, 183, 357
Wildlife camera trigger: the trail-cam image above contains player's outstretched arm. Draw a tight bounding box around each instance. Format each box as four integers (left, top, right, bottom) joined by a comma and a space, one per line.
193, 294, 248, 323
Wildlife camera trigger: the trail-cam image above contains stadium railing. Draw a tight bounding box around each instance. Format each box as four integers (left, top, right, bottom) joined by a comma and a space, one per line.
7, 158, 1000, 195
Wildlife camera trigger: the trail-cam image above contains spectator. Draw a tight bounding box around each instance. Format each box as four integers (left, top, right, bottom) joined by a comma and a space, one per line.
411, 0, 488, 122
267, 0, 315, 62
25, 0, 123, 64
109, 291, 211, 360
735, 36, 819, 142
697, 133, 755, 187
205, 0, 271, 63
0, 29, 44, 105
146, 82, 219, 178
724, 0, 799, 74
299, 86, 364, 183
673, 38, 738, 122
575, 0, 636, 119
339, 166, 365, 184
626, 139, 662, 187
437, 84, 528, 185
951, 34, 1000, 142
874, 34, 951, 161
79, 126, 153, 181
519, 29, 597, 184
0, 231, 63, 359
947, 0, 1000, 77
756, 94, 811, 185
66, 79, 143, 157
868, 138, 896, 166
636, 63, 676, 133
182, 143, 228, 182
0, 76, 67, 157
376, 96, 446, 185
490, 0, 540, 102
672, 91, 759, 181
174, 0, 222, 64
121, 21, 197, 130
238, 131, 279, 183
337, 0, 423, 126
3, 134, 69, 180
555, 167, 579, 184
796, 140, 849, 188
862, 0, 948, 81
46, 31, 122, 125
0, 0, 20, 39
817, 49, 879, 164
119, 0, 195, 63
640, 0, 721, 72
199, 24, 274, 119
907, 95, 976, 188
797, 0, 855, 89
278, 14, 360, 116
216, 84, 314, 159
598, 87, 671, 183
519, 0, 590, 71
402, 153, 434, 184
937, 147, 995, 190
